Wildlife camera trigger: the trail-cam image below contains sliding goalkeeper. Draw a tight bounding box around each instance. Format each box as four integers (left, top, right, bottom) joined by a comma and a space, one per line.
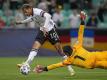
34, 12, 107, 73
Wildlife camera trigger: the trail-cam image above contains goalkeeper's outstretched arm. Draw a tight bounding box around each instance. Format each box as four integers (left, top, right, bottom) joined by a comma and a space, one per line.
34, 57, 73, 73
77, 21, 85, 46
34, 62, 67, 73
74, 11, 87, 46
45, 62, 66, 71
75, 11, 86, 47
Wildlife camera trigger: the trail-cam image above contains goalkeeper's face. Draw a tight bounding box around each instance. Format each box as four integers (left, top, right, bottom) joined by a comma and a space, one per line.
63, 46, 73, 56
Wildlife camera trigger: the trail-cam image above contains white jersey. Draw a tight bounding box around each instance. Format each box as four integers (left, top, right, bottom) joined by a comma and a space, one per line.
21, 8, 55, 32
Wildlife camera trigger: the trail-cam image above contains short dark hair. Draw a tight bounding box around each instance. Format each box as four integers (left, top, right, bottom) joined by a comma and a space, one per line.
63, 45, 73, 56
22, 4, 32, 10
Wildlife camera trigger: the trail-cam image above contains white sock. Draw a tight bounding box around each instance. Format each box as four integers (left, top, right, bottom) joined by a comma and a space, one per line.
67, 65, 75, 72
63, 55, 68, 59
63, 55, 75, 73
25, 49, 38, 64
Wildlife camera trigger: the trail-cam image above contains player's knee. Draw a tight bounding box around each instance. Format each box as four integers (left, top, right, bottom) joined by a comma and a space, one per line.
32, 41, 42, 49
54, 43, 62, 51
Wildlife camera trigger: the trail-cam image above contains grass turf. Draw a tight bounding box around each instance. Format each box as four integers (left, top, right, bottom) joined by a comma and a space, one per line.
0, 57, 107, 80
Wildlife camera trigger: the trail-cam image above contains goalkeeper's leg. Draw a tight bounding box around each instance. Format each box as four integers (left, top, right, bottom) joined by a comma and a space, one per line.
95, 61, 107, 69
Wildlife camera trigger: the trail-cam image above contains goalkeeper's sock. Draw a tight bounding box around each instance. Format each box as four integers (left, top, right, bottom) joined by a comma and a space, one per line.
25, 49, 38, 64
63, 55, 75, 76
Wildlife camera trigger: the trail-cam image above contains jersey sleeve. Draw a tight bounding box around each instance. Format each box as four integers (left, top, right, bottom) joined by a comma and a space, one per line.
47, 62, 66, 70
63, 57, 73, 65
34, 8, 52, 28
77, 24, 85, 46
34, 8, 45, 17
21, 17, 33, 23
46, 57, 73, 71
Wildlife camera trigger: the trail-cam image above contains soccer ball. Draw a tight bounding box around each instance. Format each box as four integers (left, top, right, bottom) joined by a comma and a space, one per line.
20, 63, 30, 75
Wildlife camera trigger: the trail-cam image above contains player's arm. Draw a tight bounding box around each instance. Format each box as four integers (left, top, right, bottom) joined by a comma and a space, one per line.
77, 11, 86, 46
45, 62, 66, 71
35, 62, 67, 73
35, 8, 52, 36
15, 17, 33, 24
33, 62, 64, 73
34, 57, 72, 73
46, 58, 72, 71
41, 12, 52, 36
77, 21, 85, 46
43, 12, 51, 28
35, 8, 52, 29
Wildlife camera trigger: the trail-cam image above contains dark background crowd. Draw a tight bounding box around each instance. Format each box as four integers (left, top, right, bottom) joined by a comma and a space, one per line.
0, 0, 107, 29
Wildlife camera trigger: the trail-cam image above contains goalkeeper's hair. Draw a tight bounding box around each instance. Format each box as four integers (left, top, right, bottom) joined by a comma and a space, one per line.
63, 45, 73, 56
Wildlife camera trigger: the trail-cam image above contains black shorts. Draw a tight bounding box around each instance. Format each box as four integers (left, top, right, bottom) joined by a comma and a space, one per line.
35, 28, 60, 45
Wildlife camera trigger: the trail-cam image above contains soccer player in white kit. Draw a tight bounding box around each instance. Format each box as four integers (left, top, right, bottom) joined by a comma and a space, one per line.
16, 4, 75, 76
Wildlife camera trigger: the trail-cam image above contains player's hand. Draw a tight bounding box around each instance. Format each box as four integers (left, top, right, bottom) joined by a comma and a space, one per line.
15, 17, 22, 24
33, 65, 44, 73
80, 11, 87, 21
42, 27, 48, 37
15, 21, 22, 24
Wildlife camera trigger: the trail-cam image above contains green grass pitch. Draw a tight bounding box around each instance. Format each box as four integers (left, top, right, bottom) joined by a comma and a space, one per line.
0, 57, 107, 80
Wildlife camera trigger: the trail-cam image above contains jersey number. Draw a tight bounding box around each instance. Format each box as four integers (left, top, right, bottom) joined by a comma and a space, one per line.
50, 32, 59, 39
74, 55, 86, 61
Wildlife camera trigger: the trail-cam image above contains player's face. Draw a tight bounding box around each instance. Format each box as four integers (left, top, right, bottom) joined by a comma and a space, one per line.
23, 8, 32, 16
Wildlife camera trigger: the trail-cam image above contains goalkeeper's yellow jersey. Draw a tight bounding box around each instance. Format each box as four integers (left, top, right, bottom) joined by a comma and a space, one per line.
47, 24, 96, 71
47, 24, 107, 70
63, 24, 96, 69
63, 25, 95, 68
63, 47, 96, 69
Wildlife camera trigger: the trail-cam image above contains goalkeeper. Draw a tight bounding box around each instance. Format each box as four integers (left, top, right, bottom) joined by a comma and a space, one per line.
34, 14, 107, 73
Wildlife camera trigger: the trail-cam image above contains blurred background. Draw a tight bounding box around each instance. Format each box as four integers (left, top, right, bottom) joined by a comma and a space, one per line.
0, 0, 107, 57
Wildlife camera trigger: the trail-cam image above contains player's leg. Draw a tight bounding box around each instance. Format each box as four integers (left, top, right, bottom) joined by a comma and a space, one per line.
94, 51, 107, 61
54, 42, 75, 76
95, 61, 107, 69
17, 29, 46, 67
17, 41, 42, 68
48, 28, 75, 76
25, 41, 41, 64
25, 29, 47, 65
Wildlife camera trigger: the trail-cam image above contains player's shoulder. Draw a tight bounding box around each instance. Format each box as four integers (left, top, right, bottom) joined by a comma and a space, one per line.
33, 8, 44, 15
73, 41, 82, 49
33, 8, 43, 12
